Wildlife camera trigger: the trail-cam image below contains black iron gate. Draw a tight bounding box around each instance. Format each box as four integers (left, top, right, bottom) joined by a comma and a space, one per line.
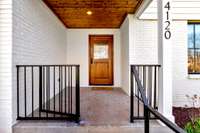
16, 65, 80, 122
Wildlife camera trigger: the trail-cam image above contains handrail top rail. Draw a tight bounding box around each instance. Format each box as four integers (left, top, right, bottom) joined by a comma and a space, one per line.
147, 105, 185, 133
131, 66, 186, 133
16, 64, 80, 67
131, 66, 149, 105
130, 64, 161, 67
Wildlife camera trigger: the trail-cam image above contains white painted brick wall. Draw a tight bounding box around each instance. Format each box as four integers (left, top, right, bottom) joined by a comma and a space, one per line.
12, 0, 67, 127
120, 16, 130, 95
120, 15, 135, 95
131, 19, 158, 65
0, 0, 12, 132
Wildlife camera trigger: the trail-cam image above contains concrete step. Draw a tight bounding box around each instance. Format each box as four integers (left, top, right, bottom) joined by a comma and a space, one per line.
13, 121, 174, 133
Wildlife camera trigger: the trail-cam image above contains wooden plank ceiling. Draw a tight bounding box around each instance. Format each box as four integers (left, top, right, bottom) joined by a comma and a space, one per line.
43, 0, 143, 28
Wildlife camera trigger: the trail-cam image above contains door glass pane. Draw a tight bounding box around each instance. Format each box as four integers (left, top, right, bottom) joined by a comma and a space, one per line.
195, 24, 200, 48
93, 44, 108, 59
188, 24, 194, 49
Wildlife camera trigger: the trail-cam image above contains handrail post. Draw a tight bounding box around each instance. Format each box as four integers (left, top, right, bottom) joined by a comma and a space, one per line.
76, 65, 80, 122
144, 105, 149, 133
130, 66, 134, 123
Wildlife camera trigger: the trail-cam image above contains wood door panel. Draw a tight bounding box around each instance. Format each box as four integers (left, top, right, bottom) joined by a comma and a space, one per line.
94, 62, 109, 79
89, 35, 113, 85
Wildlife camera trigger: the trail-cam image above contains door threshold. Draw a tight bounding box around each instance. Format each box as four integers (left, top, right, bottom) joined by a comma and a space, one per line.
88, 86, 121, 91
91, 87, 113, 91
89, 86, 115, 88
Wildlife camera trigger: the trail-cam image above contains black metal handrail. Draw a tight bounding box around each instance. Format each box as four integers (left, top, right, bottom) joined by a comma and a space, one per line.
130, 65, 160, 121
131, 65, 185, 133
16, 65, 80, 122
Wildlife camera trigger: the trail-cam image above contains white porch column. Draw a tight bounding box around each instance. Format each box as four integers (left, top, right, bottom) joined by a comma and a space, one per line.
157, 0, 174, 122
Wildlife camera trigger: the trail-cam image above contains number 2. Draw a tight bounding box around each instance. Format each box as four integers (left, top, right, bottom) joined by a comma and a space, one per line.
165, 21, 170, 30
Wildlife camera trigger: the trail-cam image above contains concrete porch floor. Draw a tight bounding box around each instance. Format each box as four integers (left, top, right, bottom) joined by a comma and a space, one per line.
13, 88, 173, 133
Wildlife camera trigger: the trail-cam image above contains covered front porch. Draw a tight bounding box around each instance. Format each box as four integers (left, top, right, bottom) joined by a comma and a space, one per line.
1, 0, 196, 132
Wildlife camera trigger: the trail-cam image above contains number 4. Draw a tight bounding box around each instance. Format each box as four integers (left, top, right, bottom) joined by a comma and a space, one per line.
164, 2, 171, 10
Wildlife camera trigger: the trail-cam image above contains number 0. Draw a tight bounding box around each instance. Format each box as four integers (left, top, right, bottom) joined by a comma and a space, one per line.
165, 31, 171, 39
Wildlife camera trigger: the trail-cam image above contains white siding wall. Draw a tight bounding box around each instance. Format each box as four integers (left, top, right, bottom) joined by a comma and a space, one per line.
0, 0, 12, 132
171, 21, 200, 107
13, 0, 67, 126
140, 0, 200, 20
131, 17, 198, 107
66, 29, 121, 87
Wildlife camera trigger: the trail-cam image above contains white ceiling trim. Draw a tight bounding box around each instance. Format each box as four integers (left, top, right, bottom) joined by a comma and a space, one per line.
135, 0, 153, 19
139, 0, 200, 20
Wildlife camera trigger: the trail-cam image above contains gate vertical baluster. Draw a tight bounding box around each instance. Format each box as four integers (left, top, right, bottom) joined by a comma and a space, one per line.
53, 66, 55, 117
154, 66, 157, 109
144, 105, 149, 133
137, 66, 140, 117
65, 66, 67, 113
17, 66, 19, 119
61, 66, 63, 113
76, 66, 80, 121
39, 66, 42, 117
59, 66, 61, 113
32, 67, 34, 117
70, 66, 73, 113
68, 66, 70, 113
24, 67, 27, 117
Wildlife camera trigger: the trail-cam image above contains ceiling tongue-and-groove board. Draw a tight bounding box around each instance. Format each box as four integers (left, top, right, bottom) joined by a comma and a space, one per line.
43, 0, 143, 28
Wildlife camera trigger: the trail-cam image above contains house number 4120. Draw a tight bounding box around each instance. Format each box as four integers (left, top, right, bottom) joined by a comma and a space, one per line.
164, 2, 171, 40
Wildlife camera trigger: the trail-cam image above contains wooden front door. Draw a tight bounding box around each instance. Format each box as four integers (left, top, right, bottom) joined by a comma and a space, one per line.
89, 35, 113, 85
